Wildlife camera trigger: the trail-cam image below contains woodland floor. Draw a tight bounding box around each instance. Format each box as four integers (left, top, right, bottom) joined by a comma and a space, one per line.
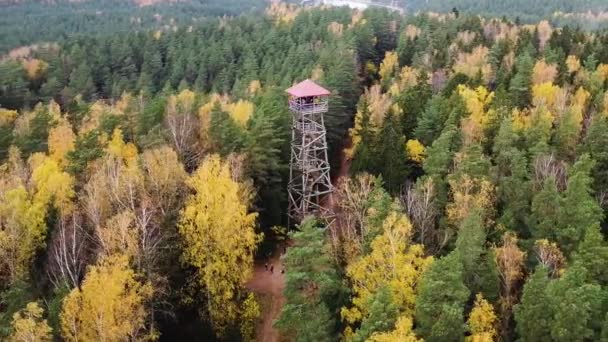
246, 250, 286, 342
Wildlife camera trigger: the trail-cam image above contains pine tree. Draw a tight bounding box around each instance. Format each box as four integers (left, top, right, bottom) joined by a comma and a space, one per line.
572, 225, 608, 285
548, 266, 605, 341
514, 267, 552, 342
530, 177, 561, 241
416, 252, 469, 341
509, 53, 534, 108
455, 211, 500, 302
275, 219, 343, 342
558, 154, 603, 254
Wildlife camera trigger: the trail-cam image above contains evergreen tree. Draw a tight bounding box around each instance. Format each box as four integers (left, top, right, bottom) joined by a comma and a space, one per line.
455, 211, 500, 302
509, 53, 534, 108
548, 266, 605, 341
558, 154, 603, 254
416, 252, 469, 341
514, 267, 552, 342
572, 225, 608, 285
275, 219, 344, 342
530, 177, 561, 241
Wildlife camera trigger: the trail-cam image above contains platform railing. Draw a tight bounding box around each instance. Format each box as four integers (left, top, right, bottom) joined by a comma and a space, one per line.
289, 101, 328, 114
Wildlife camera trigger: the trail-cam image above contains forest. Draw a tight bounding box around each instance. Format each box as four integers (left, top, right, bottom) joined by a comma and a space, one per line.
1, 0, 608, 341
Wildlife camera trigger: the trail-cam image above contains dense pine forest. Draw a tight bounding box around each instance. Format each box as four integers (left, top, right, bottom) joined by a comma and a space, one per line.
1, 0, 608, 341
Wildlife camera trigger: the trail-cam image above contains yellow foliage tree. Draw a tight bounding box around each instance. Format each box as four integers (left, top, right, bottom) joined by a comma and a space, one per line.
106, 129, 138, 165
367, 84, 392, 127
447, 175, 495, 227
379, 51, 399, 84
239, 293, 260, 342
60, 255, 154, 341
266, 1, 300, 25
178, 155, 260, 335
458, 85, 496, 144
48, 118, 75, 167
30, 154, 75, 216
0, 108, 18, 127
9, 302, 52, 342
406, 139, 426, 163
368, 316, 421, 342
227, 99, 254, 126
467, 294, 497, 342
97, 211, 139, 259
327, 21, 344, 36
597, 64, 608, 82
341, 212, 432, 326
0, 185, 46, 283
532, 82, 561, 110
399, 66, 419, 92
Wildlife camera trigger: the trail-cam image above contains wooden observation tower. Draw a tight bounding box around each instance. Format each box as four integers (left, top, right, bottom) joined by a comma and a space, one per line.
286, 79, 334, 224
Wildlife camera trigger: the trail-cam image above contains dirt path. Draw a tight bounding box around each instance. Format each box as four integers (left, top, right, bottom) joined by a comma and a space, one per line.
246, 251, 286, 342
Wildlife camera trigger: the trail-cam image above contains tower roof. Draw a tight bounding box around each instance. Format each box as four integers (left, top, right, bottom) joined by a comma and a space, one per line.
285, 79, 331, 97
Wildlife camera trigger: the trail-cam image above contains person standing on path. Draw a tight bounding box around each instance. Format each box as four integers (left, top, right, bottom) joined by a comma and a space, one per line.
270, 265, 274, 274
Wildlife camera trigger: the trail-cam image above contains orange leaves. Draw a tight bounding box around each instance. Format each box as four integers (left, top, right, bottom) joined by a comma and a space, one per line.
21, 58, 48, 81
536, 21, 553, 50
532, 59, 558, 85
453, 45, 492, 83
403, 24, 421, 40
266, 0, 300, 25
566, 55, 581, 74
327, 21, 344, 37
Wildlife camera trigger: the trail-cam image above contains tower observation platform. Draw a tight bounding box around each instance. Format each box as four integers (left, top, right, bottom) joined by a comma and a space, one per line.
286, 79, 334, 224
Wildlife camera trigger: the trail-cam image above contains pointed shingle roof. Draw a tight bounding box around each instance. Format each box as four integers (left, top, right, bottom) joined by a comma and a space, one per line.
285, 79, 331, 97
